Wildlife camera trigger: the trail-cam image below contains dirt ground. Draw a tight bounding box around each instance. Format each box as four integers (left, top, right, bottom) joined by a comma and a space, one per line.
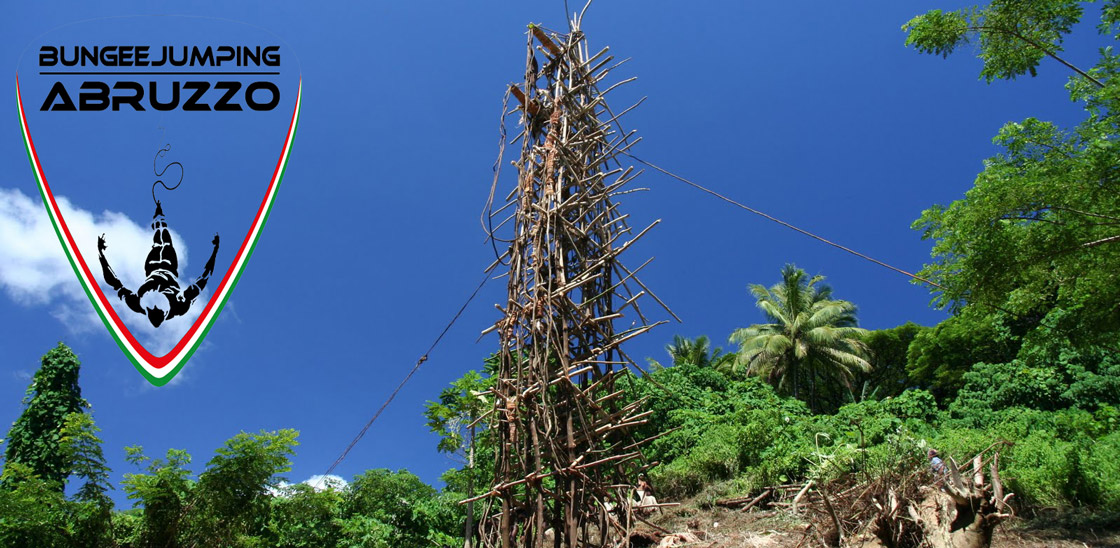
638, 503, 1120, 548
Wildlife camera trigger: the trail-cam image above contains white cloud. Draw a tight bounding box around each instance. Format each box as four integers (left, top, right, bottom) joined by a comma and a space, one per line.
304, 474, 348, 491
0, 188, 83, 306
269, 474, 350, 497
0, 187, 210, 355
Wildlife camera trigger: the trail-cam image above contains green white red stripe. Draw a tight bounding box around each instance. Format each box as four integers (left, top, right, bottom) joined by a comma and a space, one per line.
15, 76, 301, 386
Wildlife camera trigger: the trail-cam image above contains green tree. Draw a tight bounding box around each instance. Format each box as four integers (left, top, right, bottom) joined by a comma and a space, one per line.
730, 264, 870, 413
855, 322, 926, 400
905, 311, 1021, 401
425, 361, 494, 548
60, 412, 114, 548
122, 430, 298, 548
267, 484, 344, 548
903, 0, 1098, 84
61, 412, 112, 505
653, 335, 734, 370
426, 369, 492, 457
341, 469, 454, 548
4, 343, 89, 487
191, 429, 299, 547
0, 346, 111, 548
905, 1, 1120, 346
0, 463, 72, 547
122, 447, 195, 548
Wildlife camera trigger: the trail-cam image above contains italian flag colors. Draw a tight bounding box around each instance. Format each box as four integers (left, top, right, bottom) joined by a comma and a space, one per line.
16, 76, 301, 386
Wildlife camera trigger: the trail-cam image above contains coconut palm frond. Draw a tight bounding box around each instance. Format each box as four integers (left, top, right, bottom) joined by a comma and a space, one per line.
731, 264, 871, 412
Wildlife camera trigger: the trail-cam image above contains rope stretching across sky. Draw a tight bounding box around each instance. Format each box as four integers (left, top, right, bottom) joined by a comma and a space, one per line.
318, 154, 948, 481
621, 152, 946, 290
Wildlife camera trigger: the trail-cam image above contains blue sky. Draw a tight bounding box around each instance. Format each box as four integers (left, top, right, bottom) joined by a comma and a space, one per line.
0, 1, 1105, 504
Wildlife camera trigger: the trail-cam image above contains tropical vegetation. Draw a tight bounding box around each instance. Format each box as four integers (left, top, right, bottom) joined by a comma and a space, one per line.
728, 265, 870, 413
3, 0, 1120, 545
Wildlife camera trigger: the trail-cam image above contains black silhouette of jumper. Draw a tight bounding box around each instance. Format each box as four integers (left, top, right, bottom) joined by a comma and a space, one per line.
97, 200, 219, 328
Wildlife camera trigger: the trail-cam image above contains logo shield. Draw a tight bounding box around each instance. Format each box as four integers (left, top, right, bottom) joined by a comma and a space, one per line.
15, 17, 301, 385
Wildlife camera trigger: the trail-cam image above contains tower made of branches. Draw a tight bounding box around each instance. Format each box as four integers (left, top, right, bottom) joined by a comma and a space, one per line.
475, 16, 672, 548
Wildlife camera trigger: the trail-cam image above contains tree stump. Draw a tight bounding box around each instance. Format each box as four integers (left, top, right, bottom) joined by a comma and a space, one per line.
835, 451, 1013, 548
907, 453, 1013, 548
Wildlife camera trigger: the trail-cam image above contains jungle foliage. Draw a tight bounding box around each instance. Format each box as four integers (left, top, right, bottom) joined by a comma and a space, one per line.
3, 1, 1120, 544
0, 344, 467, 548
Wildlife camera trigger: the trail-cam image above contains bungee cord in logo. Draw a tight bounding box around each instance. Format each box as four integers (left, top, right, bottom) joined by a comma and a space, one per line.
96, 145, 220, 328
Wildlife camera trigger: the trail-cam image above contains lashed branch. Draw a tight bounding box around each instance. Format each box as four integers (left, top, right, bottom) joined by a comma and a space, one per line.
476, 16, 668, 548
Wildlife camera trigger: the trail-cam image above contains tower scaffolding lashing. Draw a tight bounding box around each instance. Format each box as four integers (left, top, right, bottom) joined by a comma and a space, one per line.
476, 17, 673, 548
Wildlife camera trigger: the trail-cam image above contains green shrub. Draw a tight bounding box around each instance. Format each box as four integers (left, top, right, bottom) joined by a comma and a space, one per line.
650, 459, 707, 498
929, 427, 995, 466
111, 511, 142, 547
0, 463, 72, 548
1083, 431, 1120, 511
634, 336, 1119, 516
651, 424, 744, 497
267, 484, 343, 548
1005, 431, 1083, 508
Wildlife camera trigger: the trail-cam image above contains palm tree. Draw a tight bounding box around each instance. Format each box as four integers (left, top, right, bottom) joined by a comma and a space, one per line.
662, 335, 713, 367
729, 264, 870, 412
651, 335, 737, 370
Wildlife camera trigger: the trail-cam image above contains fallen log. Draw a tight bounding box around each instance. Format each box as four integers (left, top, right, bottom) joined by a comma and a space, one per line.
715, 487, 774, 512
741, 488, 775, 513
